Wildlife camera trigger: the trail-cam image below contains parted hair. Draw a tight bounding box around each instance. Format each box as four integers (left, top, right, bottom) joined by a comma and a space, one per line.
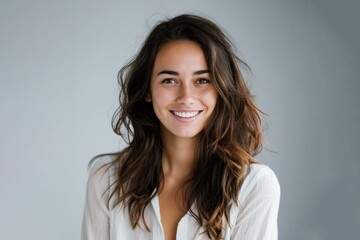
93, 14, 263, 240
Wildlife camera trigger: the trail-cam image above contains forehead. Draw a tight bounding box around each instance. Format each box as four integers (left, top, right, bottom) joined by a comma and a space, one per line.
152, 40, 208, 72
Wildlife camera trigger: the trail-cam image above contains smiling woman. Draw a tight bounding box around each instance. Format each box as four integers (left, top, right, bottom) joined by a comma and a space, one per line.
81, 14, 280, 240
148, 40, 218, 139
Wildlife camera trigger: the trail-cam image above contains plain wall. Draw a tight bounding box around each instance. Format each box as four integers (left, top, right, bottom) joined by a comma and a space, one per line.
1, 0, 359, 239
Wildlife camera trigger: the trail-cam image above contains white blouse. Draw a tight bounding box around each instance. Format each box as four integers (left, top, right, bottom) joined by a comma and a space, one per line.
81, 156, 280, 240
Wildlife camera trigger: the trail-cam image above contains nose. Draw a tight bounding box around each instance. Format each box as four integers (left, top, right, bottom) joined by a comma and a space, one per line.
176, 83, 195, 105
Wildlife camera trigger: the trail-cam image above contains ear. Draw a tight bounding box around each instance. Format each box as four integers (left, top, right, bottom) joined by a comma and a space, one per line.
145, 92, 152, 102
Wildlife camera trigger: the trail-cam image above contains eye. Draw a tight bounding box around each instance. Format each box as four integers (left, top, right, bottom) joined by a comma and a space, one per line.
195, 78, 211, 84
161, 78, 177, 84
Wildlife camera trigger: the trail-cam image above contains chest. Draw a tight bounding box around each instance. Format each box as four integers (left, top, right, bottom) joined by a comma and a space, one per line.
109, 196, 236, 240
158, 186, 188, 240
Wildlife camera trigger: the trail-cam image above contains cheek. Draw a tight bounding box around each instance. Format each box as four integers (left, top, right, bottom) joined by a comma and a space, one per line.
151, 88, 173, 108
203, 89, 218, 109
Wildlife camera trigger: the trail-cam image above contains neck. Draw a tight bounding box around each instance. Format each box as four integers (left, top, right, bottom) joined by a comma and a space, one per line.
161, 130, 199, 182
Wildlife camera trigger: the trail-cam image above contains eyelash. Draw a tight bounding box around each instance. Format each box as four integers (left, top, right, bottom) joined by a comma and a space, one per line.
161, 78, 177, 84
161, 78, 210, 84
195, 78, 210, 84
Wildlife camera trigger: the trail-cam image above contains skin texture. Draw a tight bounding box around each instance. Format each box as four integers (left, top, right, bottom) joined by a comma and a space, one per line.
147, 40, 218, 240
149, 40, 218, 140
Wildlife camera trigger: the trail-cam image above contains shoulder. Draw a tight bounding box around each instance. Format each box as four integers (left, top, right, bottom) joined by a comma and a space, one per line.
88, 155, 113, 181
238, 163, 281, 204
86, 155, 115, 205
82, 155, 115, 238
228, 164, 280, 238
88, 155, 114, 175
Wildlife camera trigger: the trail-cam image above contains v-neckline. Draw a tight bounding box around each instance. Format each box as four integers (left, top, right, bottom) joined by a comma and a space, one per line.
150, 191, 196, 236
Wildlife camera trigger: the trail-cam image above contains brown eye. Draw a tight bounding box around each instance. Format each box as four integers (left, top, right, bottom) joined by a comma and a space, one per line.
196, 78, 210, 84
162, 78, 177, 84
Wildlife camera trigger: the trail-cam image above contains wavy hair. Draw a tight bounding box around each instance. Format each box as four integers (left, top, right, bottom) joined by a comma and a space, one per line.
95, 14, 263, 240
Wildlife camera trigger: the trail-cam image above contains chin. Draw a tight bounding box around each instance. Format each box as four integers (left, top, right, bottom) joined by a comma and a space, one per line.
160, 124, 204, 140
171, 130, 202, 139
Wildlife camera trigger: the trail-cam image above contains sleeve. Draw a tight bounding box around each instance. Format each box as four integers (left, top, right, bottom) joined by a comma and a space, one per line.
231, 166, 281, 240
81, 157, 111, 240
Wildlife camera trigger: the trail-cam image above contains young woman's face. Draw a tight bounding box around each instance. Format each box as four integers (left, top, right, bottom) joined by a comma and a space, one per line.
148, 40, 218, 139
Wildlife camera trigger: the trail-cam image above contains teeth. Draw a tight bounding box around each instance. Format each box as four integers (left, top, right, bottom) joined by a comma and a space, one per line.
173, 111, 199, 118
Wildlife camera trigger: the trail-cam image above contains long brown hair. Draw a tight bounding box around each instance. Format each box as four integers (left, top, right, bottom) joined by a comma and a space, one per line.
94, 14, 263, 239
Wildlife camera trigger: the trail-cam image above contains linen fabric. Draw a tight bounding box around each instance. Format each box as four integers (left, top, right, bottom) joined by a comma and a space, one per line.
81, 156, 280, 240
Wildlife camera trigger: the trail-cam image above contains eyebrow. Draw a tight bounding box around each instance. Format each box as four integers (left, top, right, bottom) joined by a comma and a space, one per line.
157, 70, 210, 76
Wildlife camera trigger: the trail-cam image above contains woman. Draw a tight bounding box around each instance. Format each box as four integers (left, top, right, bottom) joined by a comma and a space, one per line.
82, 14, 280, 240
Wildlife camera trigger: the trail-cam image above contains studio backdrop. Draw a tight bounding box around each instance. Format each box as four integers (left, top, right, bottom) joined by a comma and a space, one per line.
0, 0, 359, 239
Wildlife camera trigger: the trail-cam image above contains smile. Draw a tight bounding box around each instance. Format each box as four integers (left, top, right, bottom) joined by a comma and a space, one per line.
171, 111, 201, 118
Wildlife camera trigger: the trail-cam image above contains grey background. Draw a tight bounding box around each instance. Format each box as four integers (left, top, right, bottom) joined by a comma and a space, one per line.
1, 0, 359, 239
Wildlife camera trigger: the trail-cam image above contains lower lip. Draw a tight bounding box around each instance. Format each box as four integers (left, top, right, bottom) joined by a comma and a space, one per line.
170, 111, 202, 122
